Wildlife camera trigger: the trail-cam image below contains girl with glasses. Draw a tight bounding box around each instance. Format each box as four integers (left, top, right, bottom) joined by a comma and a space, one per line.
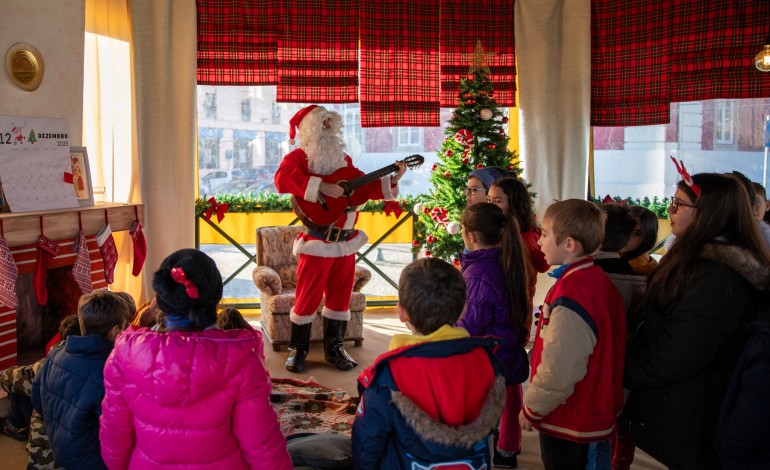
622, 173, 770, 470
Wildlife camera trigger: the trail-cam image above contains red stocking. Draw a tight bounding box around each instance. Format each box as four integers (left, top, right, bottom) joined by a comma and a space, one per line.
71, 231, 93, 294
0, 238, 19, 308
130, 219, 146, 277
34, 235, 60, 306
96, 224, 118, 285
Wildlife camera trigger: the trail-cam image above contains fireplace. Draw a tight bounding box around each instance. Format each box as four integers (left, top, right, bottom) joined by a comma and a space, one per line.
0, 203, 143, 370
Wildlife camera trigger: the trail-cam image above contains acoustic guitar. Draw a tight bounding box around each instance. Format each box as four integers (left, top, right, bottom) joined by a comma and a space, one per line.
291, 154, 424, 227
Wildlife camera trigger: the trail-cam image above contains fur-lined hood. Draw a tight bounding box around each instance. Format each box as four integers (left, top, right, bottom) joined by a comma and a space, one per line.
390, 376, 506, 449
701, 242, 770, 291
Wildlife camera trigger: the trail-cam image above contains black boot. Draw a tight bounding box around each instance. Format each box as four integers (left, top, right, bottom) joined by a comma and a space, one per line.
323, 318, 357, 371
285, 322, 312, 373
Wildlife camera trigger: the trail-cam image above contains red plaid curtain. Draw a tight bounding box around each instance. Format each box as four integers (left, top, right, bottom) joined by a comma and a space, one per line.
359, 1, 440, 127
670, 0, 770, 103
591, 0, 670, 126
196, 0, 280, 85
440, 0, 516, 108
592, 0, 770, 127
277, 0, 359, 103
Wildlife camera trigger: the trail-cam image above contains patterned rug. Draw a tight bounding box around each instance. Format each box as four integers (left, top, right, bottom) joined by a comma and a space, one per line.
270, 378, 359, 437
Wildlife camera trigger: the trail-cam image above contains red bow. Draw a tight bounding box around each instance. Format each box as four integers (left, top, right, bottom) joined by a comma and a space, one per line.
602, 195, 627, 207
170, 267, 199, 299
383, 200, 404, 218
670, 156, 701, 197
204, 197, 229, 223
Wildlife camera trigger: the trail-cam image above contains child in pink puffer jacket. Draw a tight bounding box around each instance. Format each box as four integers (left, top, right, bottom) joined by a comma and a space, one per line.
99, 249, 291, 469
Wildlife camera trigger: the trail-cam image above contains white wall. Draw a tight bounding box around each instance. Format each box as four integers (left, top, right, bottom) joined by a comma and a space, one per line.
0, 0, 85, 145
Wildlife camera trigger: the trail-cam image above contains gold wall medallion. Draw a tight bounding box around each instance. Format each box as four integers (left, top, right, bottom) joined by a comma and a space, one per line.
6, 43, 44, 92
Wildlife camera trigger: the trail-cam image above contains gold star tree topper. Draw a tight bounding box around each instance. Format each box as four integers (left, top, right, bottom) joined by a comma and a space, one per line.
466, 40, 495, 75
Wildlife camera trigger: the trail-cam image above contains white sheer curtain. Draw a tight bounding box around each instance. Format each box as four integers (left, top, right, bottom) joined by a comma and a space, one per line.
83, 0, 197, 303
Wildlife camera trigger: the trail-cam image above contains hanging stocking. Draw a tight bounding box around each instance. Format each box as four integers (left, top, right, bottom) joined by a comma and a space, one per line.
34, 235, 60, 306
96, 220, 118, 285
71, 230, 93, 295
130, 207, 146, 277
0, 236, 19, 309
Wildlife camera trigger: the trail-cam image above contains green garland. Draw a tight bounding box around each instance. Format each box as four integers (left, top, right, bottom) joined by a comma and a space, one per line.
196, 193, 670, 220
589, 195, 671, 219
195, 193, 428, 217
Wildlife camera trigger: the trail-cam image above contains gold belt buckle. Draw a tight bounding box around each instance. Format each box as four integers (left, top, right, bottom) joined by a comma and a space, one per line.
325, 226, 343, 242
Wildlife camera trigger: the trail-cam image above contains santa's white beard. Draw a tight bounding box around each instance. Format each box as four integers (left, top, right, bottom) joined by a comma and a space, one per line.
304, 131, 347, 176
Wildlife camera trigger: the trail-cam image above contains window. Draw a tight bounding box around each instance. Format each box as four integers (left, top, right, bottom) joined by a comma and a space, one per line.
397, 127, 422, 148
203, 92, 217, 119
241, 99, 251, 122
271, 103, 281, 124
343, 107, 363, 155
198, 137, 220, 169
715, 99, 734, 145
233, 140, 253, 169
265, 132, 285, 166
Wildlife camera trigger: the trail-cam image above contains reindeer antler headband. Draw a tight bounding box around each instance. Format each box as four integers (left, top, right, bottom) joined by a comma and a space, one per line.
670, 156, 700, 197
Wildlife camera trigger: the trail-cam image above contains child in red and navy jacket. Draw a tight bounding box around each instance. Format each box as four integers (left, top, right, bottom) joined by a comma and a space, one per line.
519, 199, 627, 469
352, 258, 506, 469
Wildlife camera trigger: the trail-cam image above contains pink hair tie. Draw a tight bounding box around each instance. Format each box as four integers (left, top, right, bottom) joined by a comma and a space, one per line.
670, 156, 701, 197
170, 267, 199, 299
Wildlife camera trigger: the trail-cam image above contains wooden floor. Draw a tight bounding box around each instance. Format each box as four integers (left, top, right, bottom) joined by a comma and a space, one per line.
0, 273, 665, 469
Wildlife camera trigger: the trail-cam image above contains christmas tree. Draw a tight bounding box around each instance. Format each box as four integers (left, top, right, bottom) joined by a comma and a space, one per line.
413, 43, 521, 262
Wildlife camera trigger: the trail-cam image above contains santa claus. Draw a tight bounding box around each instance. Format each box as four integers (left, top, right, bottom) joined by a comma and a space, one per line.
275, 105, 406, 372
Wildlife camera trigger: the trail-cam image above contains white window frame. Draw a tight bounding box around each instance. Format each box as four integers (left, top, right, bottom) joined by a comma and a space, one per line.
396, 127, 422, 148
715, 99, 735, 145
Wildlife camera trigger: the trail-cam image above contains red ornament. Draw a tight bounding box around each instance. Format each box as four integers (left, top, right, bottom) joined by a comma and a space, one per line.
508, 165, 514, 170
444, 171, 451, 178
489, 91, 495, 97
423, 207, 431, 214
467, 74, 474, 80
502, 116, 509, 124
431, 163, 438, 171
467, 99, 476, 105
462, 157, 470, 165
452, 259, 461, 266
427, 235, 435, 244
476, 164, 484, 169
424, 251, 432, 257
445, 150, 453, 156
412, 240, 420, 247
488, 143, 496, 149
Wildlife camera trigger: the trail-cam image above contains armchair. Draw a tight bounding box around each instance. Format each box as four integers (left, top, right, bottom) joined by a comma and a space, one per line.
252, 225, 370, 351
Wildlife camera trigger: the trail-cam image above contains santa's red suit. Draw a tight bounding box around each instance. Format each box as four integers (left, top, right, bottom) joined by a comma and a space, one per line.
275, 149, 398, 323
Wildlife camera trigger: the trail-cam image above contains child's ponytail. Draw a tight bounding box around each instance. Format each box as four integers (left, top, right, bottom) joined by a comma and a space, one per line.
500, 214, 532, 332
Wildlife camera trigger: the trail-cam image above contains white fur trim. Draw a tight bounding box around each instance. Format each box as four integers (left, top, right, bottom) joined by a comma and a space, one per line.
342, 212, 356, 230
305, 176, 322, 203
96, 223, 113, 247
293, 231, 369, 258
380, 174, 398, 200
322, 306, 351, 321
290, 308, 317, 325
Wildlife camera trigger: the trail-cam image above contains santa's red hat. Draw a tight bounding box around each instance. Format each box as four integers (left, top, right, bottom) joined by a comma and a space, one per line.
288, 105, 320, 145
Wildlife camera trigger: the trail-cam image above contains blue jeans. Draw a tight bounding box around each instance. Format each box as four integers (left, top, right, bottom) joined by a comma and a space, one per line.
586, 440, 611, 470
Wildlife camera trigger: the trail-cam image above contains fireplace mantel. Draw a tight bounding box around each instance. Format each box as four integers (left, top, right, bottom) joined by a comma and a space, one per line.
0, 203, 144, 247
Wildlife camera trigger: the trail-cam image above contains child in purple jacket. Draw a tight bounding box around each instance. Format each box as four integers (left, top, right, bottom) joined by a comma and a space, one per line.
458, 202, 531, 468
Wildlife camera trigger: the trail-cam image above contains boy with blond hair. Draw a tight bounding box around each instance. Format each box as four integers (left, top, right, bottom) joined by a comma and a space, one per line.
520, 199, 627, 469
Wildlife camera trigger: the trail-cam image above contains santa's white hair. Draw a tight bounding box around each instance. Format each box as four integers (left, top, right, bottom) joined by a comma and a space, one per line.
298, 107, 347, 175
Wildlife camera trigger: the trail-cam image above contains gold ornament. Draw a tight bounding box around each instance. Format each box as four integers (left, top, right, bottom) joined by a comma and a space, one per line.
466, 40, 494, 75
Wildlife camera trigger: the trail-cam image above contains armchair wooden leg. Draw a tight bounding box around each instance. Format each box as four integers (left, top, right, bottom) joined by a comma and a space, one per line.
354, 340, 363, 347
272, 344, 282, 351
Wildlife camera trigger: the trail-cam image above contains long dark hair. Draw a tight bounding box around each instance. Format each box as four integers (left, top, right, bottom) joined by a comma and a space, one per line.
490, 177, 538, 233
462, 203, 531, 329
648, 173, 770, 307
621, 205, 660, 261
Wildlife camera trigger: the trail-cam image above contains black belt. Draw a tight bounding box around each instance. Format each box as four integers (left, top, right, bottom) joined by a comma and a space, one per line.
303, 226, 356, 242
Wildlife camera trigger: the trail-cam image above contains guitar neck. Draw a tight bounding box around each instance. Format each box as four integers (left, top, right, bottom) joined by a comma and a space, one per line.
345, 163, 399, 192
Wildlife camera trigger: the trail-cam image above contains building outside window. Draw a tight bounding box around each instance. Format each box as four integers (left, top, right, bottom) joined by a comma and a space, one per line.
396, 127, 422, 148
241, 99, 251, 122
265, 131, 285, 166
715, 99, 735, 145
203, 92, 217, 120
272, 102, 281, 124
